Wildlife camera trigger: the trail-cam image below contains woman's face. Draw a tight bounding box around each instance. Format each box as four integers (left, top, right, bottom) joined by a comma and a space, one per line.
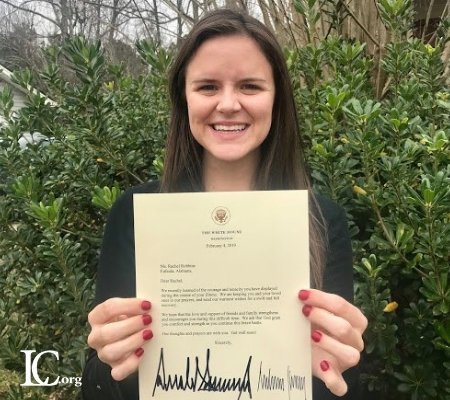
185, 35, 275, 169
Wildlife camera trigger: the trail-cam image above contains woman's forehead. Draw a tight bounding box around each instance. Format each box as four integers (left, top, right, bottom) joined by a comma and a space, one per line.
185, 35, 273, 81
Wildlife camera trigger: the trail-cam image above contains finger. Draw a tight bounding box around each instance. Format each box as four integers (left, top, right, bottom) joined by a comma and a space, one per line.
311, 349, 348, 397
303, 305, 364, 351
111, 347, 146, 381
88, 297, 152, 325
299, 289, 367, 333
311, 330, 360, 370
98, 328, 153, 364
88, 314, 152, 348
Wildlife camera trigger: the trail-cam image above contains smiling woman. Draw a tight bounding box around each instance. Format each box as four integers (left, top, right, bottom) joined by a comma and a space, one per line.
82, 8, 367, 400
162, 9, 310, 197
185, 35, 275, 191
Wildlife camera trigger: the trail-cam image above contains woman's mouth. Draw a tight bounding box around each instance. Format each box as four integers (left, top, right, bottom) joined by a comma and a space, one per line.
211, 124, 248, 132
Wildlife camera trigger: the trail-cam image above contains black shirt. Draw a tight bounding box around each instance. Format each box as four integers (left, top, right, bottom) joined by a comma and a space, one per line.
82, 181, 359, 399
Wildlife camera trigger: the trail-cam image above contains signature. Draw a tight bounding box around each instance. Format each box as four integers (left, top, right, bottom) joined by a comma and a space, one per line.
152, 348, 253, 399
257, 362, 307, 400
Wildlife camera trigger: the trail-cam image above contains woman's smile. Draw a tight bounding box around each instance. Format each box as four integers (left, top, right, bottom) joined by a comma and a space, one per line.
211, 123, 248, 132
209, 122, 250, 139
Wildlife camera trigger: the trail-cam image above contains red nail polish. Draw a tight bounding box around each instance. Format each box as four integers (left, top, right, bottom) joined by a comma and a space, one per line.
320, 360, 330, 371
298, 290, 310, 301
141, 300, 151, 311
302, 305, 312, 317
312, 330, 322, 342
142, 314, 152, 326
135, 348, 144, 358
143, 329, 153, 341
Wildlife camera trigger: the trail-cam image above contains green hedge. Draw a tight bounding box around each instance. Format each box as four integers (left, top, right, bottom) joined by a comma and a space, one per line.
291, 36, 450, 398
0, 6, 449, 400
0, 38, 169, 399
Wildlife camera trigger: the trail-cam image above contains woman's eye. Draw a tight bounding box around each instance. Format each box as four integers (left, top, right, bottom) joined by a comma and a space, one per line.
198, 84, 217, 92
241, 83, 261, 92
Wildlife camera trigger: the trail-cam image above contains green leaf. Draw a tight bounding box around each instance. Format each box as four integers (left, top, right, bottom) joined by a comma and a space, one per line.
91, 186, 122, 211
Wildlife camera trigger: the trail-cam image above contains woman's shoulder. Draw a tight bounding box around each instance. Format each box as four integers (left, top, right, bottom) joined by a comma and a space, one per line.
313, 193, 348, 226
111, 180, 161, 209
123, 180, 161, 196
102, 181, 161, 227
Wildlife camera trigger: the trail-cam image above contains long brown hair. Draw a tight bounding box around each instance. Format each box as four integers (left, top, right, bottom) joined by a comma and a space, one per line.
161, 9, 325, 288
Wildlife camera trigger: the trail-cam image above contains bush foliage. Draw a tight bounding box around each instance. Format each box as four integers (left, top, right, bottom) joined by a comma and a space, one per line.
0, 2, 449, 400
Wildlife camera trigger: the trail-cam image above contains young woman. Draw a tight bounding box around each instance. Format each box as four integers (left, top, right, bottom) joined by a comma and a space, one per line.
82, 8, 367, 400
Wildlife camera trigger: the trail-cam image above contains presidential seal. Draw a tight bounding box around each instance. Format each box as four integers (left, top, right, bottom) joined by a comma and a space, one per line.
211, 206, 230, 225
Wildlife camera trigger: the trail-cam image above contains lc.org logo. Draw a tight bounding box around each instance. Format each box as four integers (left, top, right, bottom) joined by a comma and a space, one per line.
21, 350, 82, 387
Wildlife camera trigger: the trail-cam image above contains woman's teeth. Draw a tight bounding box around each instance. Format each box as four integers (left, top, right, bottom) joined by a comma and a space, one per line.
213, 124, 246, 131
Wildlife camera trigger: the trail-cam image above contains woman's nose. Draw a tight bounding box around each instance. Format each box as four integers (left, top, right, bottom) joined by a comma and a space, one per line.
216, 89, 242, 113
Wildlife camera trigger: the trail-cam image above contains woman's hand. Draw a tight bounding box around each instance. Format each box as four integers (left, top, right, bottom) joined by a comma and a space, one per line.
87, 297, 153, 381
298, 289, 367, 397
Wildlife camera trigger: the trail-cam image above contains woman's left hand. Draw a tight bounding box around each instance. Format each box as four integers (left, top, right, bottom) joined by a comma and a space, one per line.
298, 288, 368, 397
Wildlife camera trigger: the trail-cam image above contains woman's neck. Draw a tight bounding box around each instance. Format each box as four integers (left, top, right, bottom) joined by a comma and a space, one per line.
202, 154, 259, 192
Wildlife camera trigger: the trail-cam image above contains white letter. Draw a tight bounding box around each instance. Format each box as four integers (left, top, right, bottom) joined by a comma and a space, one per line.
21, 350, 60, 386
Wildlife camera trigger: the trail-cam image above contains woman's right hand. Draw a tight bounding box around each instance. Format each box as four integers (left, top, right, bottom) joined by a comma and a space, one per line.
87, 297, 153, 381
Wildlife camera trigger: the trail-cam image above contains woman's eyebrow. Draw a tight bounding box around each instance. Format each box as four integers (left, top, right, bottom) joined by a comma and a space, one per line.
240, 78, 267, 82
190, 78, 217, 84
190, 77, 268, 83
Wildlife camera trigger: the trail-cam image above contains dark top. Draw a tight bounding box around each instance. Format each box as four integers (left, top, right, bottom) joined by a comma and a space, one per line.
82, 181, 359, 400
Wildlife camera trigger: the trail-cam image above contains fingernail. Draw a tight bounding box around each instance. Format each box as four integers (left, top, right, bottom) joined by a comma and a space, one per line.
320, 360, 330, 371
143, 329, 153, 341
302, 304, 312, 317
135, 348, 144, 358
298, 290, 310, 301
142, 314, 152, 326
312, 330, 322, 342
141, 300, 151, 311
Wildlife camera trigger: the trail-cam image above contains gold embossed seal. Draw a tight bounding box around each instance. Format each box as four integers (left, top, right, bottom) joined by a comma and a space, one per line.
211, 206, 230, 225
